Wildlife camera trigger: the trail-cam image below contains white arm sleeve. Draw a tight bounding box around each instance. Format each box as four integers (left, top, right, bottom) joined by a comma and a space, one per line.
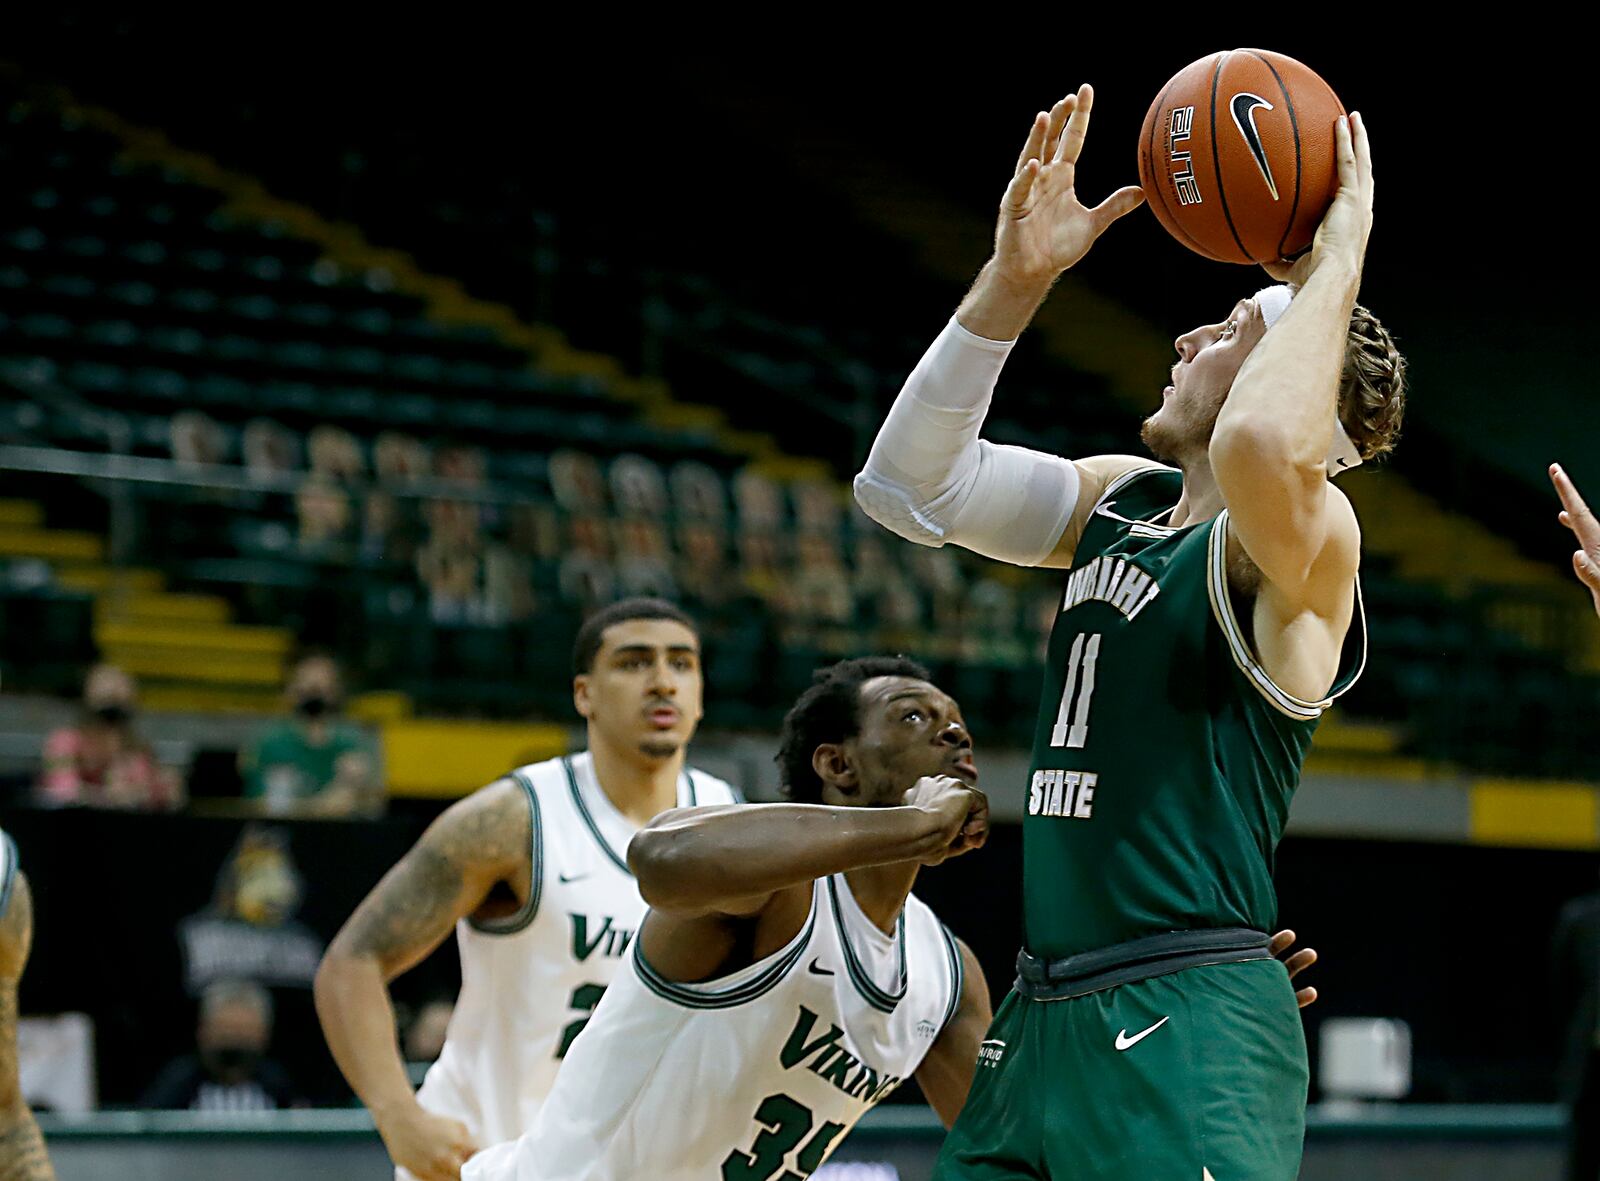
853, 317, 1081, 567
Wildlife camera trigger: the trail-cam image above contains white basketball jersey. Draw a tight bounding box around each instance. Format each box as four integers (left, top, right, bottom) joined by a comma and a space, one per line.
410, 752, 741, 1168
462, 873, 964, 1181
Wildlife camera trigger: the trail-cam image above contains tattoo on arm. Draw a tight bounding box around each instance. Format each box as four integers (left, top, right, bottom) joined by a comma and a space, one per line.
0, 1116, 55, 1181
335, 782, 529, 975
0, 972, 53, 1177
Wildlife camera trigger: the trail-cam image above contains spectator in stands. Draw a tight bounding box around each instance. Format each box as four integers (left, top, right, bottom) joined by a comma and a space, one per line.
374, 431, 431, 485
140, 979, 305, 1112
558, 515, 616, 609
363, 432, 431, 566
242, 419, 300, 479
613, 518, 677, 600
239, 653, 379, 817
1552, 878, 1600, 1181
434, 441, 486, 489
37, 664, 182, 811
1551, 464, 1600, 618
171, 411, 228, 468
307, 424, 365, 484
295, 475, 355, 561
674, 521, 732, 607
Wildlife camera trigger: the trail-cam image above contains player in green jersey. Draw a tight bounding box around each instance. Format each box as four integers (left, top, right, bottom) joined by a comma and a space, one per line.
854, 86, 1406, 1179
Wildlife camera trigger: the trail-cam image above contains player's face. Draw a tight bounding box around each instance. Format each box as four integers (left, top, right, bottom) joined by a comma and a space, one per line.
574, 619, 704, 760
1141, 296, 1268, 465
838, 676, 977, 808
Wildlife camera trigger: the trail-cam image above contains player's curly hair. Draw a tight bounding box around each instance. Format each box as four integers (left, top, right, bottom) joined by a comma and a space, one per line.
1339, 304, 1406, 462
776, 655, 932, 805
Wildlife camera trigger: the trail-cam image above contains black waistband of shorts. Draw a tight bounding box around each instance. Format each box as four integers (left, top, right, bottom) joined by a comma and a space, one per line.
1015, 928, 1271, 1001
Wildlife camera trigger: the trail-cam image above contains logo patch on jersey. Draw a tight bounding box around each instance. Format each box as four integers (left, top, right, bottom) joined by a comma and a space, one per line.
568, 914, 634, 962
807, 958, 835, 977
557, 870, 590, 884
916, 1019, 938, 1040
977, 1039, 1006, 1069
779, 1006, 901, 1104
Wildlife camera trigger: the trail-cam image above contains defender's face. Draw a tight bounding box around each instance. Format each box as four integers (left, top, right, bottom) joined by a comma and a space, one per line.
1141, 296, 1268, 464
574, 619, 704, 759
839, 676, 977, 808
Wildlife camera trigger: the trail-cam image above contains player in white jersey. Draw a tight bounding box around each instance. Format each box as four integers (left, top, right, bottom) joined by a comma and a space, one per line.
461, 656, 1322, 1181
462, 655, 994, 1181
314, 599, 740, 1181
0, 828, 56, 1179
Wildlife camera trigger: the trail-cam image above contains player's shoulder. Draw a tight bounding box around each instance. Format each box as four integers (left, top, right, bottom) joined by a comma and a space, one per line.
683, 765, 745, 805
428, 773, 538, 863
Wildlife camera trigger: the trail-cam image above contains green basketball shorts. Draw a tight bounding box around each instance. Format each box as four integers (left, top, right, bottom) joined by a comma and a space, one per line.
933, 958, 1308, 1180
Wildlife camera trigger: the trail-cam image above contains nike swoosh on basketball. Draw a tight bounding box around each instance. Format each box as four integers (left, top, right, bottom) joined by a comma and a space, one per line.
808, 958, 835, 977
1229, 92, 1279, 201
1114, 1015, 1170, 1051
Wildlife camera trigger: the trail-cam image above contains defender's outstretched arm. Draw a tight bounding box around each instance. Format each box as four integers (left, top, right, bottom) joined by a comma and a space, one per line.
628, 776, 987, 919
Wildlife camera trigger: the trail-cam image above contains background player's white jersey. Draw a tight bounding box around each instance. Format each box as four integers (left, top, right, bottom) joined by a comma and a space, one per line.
462, 872, 964, 1181
408, 752, 740, 1175
0, 825, 17, 919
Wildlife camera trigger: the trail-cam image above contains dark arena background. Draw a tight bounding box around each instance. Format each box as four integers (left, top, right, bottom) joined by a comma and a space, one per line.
0, 15, 1594, 1181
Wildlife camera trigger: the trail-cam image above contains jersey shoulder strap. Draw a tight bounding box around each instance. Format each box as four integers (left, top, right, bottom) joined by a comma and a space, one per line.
684, 766, 745, 805
633, 878, 821, 1010
466, 764, 545, 935
903, 894, 965, 1040
1078, 464, 1183, 557
1206, 509, 1369, 722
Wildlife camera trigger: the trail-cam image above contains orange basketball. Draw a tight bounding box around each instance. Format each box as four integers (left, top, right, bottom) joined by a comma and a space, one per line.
1138, 49, 1346, 264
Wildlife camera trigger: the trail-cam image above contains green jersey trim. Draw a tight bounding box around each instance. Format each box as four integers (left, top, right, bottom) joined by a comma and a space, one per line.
631, 894, 818, 1010
1207, 510, 1368, 720
468, 772, 544, 935
825, 875, 908, 1014
562, 756, 632, 876
935, 924, 964, 1040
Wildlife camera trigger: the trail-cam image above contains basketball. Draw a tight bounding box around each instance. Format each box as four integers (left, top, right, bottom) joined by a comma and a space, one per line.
1138, 49, 1346, 264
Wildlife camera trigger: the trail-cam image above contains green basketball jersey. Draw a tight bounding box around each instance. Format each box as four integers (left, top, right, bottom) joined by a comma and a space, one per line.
1022, 465, 1364, 960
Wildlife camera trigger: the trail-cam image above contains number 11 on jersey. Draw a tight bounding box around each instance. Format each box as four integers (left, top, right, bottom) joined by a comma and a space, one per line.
1049, 633, 1102, 749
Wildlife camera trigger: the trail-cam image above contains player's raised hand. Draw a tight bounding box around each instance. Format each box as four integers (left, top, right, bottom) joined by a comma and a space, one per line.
378, 1104, 478, 1181
903, 775, 989, 864
993, 84, 1144, 287
1551, 463, 1600, 617
1270, 929, 1319, 1009
1262, 112, 1374, 287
